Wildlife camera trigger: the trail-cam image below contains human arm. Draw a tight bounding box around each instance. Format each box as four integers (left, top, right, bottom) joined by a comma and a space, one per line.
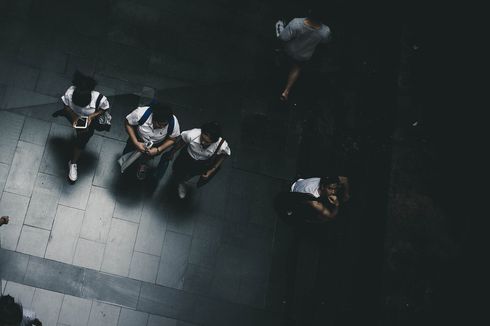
63, 105, 80, 126
124, 120, 147, 153
201, 154, 227, 179
147, 138, 177, 157
164, 136, 186, 160
339, 176, 350, 202
278, 19, 296, 42
308, 197, 339, 221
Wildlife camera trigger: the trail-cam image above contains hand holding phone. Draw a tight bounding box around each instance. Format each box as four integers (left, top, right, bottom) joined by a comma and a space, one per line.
74, 116, 88, 129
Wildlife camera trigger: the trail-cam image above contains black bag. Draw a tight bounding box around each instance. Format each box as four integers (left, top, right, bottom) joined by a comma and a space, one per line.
93, 93, 111, 132
196, 138, 225, 188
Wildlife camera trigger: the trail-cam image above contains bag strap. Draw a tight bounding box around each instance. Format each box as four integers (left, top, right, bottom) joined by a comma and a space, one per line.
211, 138, 225, 158
166, 115, 175, 137
138, 107, 153, 126
95, 93, 103, 109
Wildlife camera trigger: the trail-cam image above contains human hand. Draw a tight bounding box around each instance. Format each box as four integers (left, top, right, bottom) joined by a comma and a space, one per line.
328, 195, 340, 207
0, 216, 9, 225
135, 142, 147, 153
147, 147, 159, 156
201, 170, 213, 179
31, 318, 42, 326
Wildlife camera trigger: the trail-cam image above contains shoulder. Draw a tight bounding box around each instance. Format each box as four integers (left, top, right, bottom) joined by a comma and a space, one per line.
63, 85, 76, 97
182, 128, 200, 137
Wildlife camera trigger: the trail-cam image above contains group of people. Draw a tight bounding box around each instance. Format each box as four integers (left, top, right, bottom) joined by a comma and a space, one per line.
55, 71, 231, 199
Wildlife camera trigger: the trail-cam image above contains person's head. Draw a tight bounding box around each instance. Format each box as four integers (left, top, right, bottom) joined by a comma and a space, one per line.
200, 121, 222, 146
319, 176, 340, 196
306, 6, 324, 25
150, 101, 173, 128
0, 295, 23, 326
71, 70, 96, 107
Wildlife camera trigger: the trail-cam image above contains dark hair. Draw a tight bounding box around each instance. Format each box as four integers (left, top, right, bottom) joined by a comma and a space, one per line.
72, 70, 96, 107
151, 101, 173, 123
306, 7, 324, 24
0, 295, 23, 325
201, 121, 222, 142
320, 176, 340, 188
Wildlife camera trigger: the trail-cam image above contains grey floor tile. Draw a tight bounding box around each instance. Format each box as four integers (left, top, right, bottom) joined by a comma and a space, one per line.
147, 314, 177, 326
58, 295, 93, 326
0, 112, 25, 164
113, 186, 144, 223
188, 238, 219, 269
80, 186, 116, 243
45, 205, 85, 264
134, 201, 166, 257
137, 282, 196, 320
87, 301, 121, 326
73, 238, 105, 271
32, 288, 64, 326
23, 256, 84, 297
3, 281, 35, 308
39, 123, 73, 177
58, 174, 93, 211
129, 251, 160, 283
117, 308, 148, 326
81, 270, 141, 309
156, 231, 191, 289
0, 249, 29, 283
5, 141, 44, 197
35, 70, 71, 98
12, 64, 40, 91
16, 225, 50, 257
2, 87, 58, 110
182, 264, 214, 295
100, 218, 138, 277
236, 277, 268, 309
24, 173, 64, 230
0, 191, 30, 250
19, 117, 51, 146
0, 163, 9, 193
93, 138, 125, 188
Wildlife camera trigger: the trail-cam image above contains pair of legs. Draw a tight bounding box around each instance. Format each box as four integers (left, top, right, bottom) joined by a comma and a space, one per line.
172, 149, 214, 197
280, 58, 306, 101
122, 138, 169, 179
68, 124, 94, 182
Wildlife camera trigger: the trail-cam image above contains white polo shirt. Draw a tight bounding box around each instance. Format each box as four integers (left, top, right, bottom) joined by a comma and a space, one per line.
61, 86, 110, 116
181, 128, 231, 160
126, 106, 180, 143
291, 178, 321, 198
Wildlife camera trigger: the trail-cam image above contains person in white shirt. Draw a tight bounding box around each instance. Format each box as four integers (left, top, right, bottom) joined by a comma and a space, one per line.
57, 71, 110, 182
289, 176, 350, 221
124, 101, 180, 180
166, 121, 231, 199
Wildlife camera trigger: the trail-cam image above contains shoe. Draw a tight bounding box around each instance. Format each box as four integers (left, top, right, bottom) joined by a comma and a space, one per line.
68, 161, 78, 182
275, 20, 284, 37
136, 163, 148, 180
177, 183, 186, 199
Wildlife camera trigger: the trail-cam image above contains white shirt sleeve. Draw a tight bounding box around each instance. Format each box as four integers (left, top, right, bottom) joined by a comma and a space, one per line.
218, 140, 231, 156
99, 95, 110, 110
169, 116, 181, 138
181, 128, 200, 143
125, 107, 147, 126
61, 86, 75, 107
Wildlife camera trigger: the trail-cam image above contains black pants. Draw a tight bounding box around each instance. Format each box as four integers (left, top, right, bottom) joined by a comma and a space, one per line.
172, 149, 218, 187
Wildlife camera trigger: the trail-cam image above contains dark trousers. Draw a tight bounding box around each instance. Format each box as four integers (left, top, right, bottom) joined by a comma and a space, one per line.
172, 149, 219, 187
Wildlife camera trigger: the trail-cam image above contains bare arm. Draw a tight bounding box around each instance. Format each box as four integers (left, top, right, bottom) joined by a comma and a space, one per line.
165, 137, 186, 160
63, 105, 79, 125
308, 199, 339, 221
202, 154, 227, 178
124, 120, 146, 152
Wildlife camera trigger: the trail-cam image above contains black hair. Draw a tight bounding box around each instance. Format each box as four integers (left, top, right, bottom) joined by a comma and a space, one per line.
72, 70, 96, 107
306, 6, 324, 24
150, 101, 173, 123
319, 176, 340, 188
0, 295, 23, 325
201, 121, 222, 142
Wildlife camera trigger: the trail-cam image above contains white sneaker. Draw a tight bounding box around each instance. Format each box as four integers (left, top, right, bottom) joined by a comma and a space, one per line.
275, 20, 284, 37
177, 183, 186, 199
68, 161, 78, 182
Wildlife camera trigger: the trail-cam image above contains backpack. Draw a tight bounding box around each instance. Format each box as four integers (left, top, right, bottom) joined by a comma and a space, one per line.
94, 93, 112, 132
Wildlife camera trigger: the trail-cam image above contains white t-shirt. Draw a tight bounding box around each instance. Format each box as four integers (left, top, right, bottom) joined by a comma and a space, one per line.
61, 86, 110, 116
291, 178, 321, 198
180, 128, 231, 160
125, 106, 180, 143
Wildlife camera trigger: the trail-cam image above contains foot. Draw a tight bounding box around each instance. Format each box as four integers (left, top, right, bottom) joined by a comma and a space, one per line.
136, 163, 148, 180
68, 161, 78, 182
280, 91, 289, 101
177, 183, 187, 199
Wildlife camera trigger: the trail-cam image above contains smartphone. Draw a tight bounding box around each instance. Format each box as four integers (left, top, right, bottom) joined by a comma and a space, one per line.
74, 116, 88, 129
